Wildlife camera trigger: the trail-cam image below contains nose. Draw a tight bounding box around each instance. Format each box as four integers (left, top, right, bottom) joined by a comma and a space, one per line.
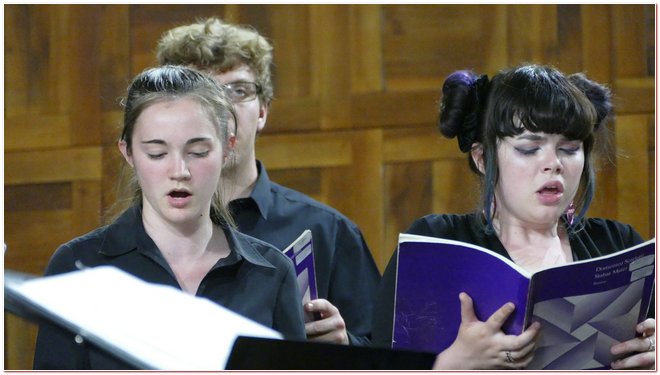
543, 150, 563, 174
169, 155, 191, 181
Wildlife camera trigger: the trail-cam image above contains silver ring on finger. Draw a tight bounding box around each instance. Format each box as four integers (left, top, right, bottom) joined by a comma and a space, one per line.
505, 350, 514, 363
647, 337, 655, 352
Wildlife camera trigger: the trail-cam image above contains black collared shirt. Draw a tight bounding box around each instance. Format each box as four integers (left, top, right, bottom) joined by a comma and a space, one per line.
228, 161, 381, 346
33, 205, 305, 370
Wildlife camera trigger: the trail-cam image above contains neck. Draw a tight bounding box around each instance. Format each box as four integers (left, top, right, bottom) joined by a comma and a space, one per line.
222, 157, 259, 201
493, 214, 572, 273
493, 216, 561, 246
142, 208, 214, 258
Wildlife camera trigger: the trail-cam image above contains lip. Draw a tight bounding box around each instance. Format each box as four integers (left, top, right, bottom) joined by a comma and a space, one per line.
167, 188, 192, 208
536, 181, 564, 205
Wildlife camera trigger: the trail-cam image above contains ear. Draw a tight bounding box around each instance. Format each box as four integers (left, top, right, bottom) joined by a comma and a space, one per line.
470, 143, 485, 175
118, 140, 134, 168
224, 132, 237, 158
223, 131, 237, 167
256, 102, 268, 133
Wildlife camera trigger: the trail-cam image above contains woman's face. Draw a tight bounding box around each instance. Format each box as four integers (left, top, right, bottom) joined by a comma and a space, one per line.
494, 130, 585, 227
119, 97, 224, 225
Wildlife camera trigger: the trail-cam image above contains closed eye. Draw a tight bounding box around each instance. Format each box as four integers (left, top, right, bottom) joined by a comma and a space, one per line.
190, 151, 210, 157
514, 147, 539, 156
148, 153, 166, 159
559, 146, 580, 155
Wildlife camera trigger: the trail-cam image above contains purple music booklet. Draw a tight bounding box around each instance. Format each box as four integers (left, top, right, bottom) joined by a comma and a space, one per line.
393, 233, 656, 369
283, 229, 319, 323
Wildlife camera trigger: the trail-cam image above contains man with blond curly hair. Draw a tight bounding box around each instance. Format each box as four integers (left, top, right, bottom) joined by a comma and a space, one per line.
156, 18, 380, 346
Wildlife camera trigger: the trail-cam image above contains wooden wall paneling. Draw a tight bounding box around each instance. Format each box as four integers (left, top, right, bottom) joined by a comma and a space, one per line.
267, 5, 317, 133
27, 5, 69, 114
101, 117, 125, 216
5, 5, 29, 118
383, 161, 432, 271
256, 131, 353, 170
383, 5, 498, 90
351, 90, 438, 129
5, 210, 75, 273
5, 114, 70, 151
129, 4, 228, 75
611, 5, 648, 78
589, 166, 618, 221
267, 168, 323, 203
4, 5, 72, 149
432, 159, 480, 216
71, 181, 103, 237
309, 5, 351, 130
383, 126, 456, 163
481, 5, 509, 75
220, 4, 241, 23
557, 4, 583, 72
269, 5, 312, 100
99, 5, 131, 113
582, 8, 615, 222
4, 183, 72, 212
507, 4, 559, 66
99, 4, 130, 219
615, 115, 651, 239
266, 97, 320, 133
233, 4, 271, 30
342, 129, 386, 270
613, 78, 655, 114
349, 4, 383, 92
5, 147, 103, 185
319, 156, 355, 218
581, 4, 612, 82
4, 314, 37, 370
101, 144, 130, 223
644, 5, 655, 75
68, 5, 102, 147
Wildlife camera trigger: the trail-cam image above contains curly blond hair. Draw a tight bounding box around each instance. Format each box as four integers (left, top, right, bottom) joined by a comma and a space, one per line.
156, 17, 274, 105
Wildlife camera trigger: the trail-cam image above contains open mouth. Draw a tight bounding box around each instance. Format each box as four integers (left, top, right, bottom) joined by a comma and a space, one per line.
537, 182, 564, 195
169, 190, 191, 198
538, 186, 561, 195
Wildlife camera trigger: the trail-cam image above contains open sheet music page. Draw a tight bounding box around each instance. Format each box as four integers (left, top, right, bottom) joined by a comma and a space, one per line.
5, 266, 282, 370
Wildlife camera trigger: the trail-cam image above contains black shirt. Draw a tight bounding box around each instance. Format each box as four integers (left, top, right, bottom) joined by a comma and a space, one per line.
228, 161, 381, 345
371, 213, 647, 348
33, 205, 305, 369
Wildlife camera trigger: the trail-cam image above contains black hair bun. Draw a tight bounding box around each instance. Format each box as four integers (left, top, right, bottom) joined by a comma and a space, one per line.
568, 73, 613, 129
438, 70, 488, 152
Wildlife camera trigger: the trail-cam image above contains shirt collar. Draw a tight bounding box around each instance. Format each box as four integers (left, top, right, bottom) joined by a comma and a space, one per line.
98, 205, 275, 269
247, 160, 272, 220
98, 205, 141, 256
222, 224, 276, 269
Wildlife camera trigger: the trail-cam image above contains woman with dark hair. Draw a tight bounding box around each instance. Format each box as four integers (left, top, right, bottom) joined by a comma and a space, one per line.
372, 64, 655, 370
33, 65, 305, 369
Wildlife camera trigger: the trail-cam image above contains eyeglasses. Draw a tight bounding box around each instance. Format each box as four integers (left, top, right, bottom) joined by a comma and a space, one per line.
222, 82, 262, 103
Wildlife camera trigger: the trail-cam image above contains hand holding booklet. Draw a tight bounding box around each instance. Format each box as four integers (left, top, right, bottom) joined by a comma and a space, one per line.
4, 266, 282, 370
393, 234, 656, 369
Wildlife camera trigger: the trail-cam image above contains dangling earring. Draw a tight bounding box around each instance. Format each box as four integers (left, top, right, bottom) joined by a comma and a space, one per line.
565, 202, 576, 226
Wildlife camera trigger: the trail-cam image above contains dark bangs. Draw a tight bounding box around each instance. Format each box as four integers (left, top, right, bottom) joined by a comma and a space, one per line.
486, 65, 597, 141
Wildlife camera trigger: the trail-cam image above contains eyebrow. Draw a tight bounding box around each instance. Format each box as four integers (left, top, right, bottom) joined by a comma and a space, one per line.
515, 133, 544, 141
140, 137, 213, 145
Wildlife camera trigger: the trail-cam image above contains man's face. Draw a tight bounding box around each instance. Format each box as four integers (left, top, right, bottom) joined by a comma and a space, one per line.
211, 64, 268, 172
